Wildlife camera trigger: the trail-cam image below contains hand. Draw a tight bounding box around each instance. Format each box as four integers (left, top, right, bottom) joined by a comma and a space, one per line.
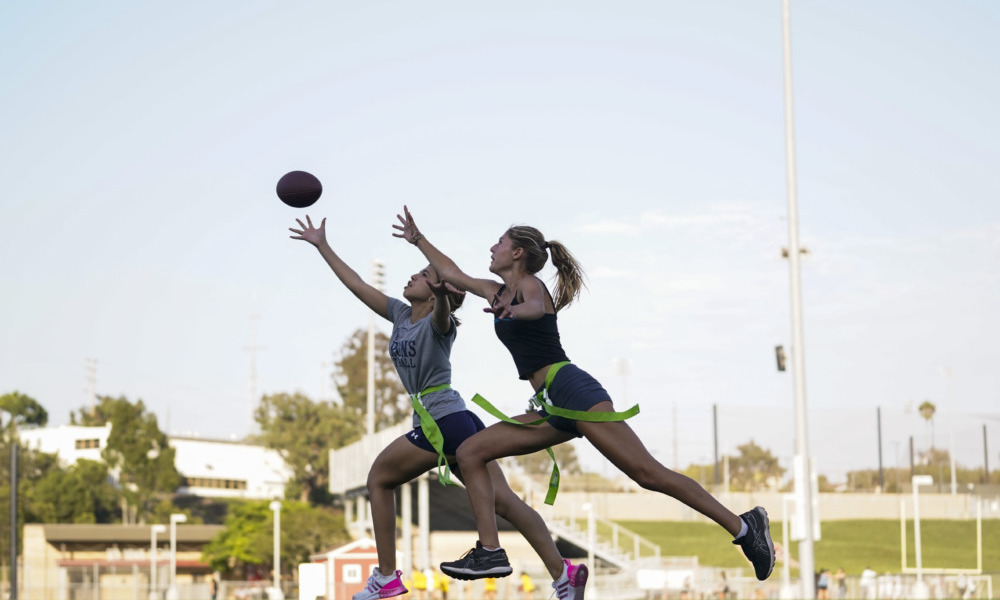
289, 215, 326, 247
392, 205, 422, 244
484, 294, 515, 319
428, 278, 465, 300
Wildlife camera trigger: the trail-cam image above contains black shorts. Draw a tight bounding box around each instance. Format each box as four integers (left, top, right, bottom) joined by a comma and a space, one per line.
535, 363, 613, 435
405, 410, 486, 456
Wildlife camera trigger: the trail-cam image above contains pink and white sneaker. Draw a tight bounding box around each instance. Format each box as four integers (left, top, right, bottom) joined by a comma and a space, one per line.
552, 559, 589, 600
353, 567, 408, 600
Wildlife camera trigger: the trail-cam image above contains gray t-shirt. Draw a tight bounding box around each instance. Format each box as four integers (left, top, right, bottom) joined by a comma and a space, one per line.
386, 297, 467, 428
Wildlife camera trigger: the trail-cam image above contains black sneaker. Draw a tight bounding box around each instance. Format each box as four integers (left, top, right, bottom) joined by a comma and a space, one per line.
440, 540, 513, 580
733, 506, 775, 580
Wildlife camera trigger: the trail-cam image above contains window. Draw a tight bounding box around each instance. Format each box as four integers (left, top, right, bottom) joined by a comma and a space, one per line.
343, 564, 362, 583
75, 438, 100, 450
181, 477, 248, 491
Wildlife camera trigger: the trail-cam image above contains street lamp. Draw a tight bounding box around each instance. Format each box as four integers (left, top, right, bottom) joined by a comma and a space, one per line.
168, 513, 187, 600
270, 500, 284, 600
149, 524, 166, 600
912, 475, 933, 599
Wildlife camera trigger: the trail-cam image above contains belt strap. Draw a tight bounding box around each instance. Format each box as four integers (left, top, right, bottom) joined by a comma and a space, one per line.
410, 384, 456, 486
471, 361, 639, 505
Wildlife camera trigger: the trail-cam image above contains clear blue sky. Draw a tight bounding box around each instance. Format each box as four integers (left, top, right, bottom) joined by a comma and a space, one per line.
2, 1, 997, 483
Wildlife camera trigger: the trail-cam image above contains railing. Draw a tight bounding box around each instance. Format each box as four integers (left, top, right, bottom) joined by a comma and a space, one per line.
328, 421, 410, 495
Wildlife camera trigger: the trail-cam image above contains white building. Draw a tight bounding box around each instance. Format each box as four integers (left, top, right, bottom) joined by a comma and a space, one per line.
17, 425, 292, 501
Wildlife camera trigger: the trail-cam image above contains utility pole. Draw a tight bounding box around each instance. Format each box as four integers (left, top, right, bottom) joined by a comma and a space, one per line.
366, 260, 386, 439
781, 1, 816, 596
246, 314, 265, 435
85, 358, 98, 416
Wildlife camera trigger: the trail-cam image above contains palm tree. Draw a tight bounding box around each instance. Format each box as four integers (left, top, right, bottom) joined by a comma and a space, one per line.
918, 400, 936, 452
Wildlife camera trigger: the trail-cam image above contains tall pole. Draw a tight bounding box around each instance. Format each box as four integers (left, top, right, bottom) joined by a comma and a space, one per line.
168, 513, 187, 600
150, 524, 165, 600
877, 407, 885, 491
10, 445, 17, 600
780, 2, 815, 596
943, 367, 957, 495
712, 404, 720, 486
366, 260, 385, 440
984, 425, 990, 484
270, 501, 282, 597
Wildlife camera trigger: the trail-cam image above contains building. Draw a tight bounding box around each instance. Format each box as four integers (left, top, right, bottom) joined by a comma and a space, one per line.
23, 523, 222, 600
17, 425, 292, 500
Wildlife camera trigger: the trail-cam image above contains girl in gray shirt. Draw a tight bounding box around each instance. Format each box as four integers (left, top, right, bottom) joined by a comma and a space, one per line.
290, 215, 585, 600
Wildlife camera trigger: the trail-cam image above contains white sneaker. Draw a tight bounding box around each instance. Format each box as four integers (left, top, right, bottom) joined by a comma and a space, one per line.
551, 559, 588, 600
353, 568, 408, 600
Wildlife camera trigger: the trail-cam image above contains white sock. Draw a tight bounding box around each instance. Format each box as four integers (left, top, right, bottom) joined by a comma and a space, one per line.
555, 562, 569, 582
373, 568, 395, 582
482, 545, 503, 552
735, 518, 748, 540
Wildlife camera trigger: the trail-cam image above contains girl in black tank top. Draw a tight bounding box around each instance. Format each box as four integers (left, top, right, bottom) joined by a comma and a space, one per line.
397, 206, 776, 585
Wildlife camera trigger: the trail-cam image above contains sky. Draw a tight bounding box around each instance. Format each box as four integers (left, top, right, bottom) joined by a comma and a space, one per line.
1, 1, 998, 484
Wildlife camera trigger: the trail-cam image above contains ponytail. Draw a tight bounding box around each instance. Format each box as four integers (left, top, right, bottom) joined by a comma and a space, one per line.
505, 225, 585, 312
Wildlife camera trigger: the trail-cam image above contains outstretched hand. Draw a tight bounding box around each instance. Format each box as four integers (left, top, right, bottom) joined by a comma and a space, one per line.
289, 215, 326, 246
392, 205, 421, 244
484, 294, 514, 320
428, 278, 465, 300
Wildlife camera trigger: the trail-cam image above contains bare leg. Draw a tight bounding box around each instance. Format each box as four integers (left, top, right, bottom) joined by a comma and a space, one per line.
367, 436, 440, 573
454, 415, 575, 552
485, 461, 565, 580
577, 403, 743, 536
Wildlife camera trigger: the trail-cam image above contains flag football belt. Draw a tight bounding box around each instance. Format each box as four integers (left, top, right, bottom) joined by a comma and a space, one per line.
410, 383, 457, 486
471, 361, 640, 504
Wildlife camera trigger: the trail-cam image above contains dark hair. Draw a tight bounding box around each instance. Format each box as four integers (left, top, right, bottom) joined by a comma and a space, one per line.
505, 225, 585, 312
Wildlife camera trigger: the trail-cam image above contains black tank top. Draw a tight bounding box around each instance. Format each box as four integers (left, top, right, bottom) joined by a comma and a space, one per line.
492, 284, 570, 379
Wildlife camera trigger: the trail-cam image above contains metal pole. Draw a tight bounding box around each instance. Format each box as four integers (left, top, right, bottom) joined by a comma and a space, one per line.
712, 404, 720, 486
10, 444, 18, 600
944, 368, 957, 495
780, 2, 815, 596
984, 425, 990, 484
877, 407, 884, 491
270, 501, 282, 596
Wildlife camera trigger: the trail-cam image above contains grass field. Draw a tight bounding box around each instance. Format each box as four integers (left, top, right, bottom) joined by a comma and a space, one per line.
613, 519, 1000, 577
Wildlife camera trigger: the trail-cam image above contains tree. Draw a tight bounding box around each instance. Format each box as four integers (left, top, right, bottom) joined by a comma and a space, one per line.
202, 500, 348, 575
254, 392, 358, 504
727, 440, 784, 491
333, 329, 409, 429
71, 395, 180, 523
0, 391, 48, 430
27, 459, 120, 523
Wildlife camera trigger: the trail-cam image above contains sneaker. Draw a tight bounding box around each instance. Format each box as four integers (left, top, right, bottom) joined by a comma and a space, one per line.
439, 540, 513, 580
552, 559, 589, 600
733, 506, 775, 580
353, 567, 407, 600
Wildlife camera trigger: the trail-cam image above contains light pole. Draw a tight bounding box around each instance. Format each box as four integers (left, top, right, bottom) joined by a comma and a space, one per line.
780, 1, 816, 596
270, 500, 283, 599
912, 475, 933, 599
941, 367, 957, 495
149, 524, 166, 600
366, 259, 385, 441
168, 513, 187, 600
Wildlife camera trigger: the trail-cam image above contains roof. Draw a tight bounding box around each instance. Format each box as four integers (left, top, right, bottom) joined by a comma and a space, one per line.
43, 524, 224, 544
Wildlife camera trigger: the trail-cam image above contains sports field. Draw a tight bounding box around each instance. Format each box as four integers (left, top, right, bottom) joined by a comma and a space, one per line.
615, 519, 999, 576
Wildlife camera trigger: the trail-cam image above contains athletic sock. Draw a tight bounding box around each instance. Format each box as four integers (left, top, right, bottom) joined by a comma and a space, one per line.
734, 517, 748, 540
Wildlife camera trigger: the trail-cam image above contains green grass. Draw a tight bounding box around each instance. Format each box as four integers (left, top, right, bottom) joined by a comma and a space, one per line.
612, 519, 1000, 576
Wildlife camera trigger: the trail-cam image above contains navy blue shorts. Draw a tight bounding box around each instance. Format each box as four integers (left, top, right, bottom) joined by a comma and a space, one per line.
536, 363, 613, 435
405, 410, 486, 456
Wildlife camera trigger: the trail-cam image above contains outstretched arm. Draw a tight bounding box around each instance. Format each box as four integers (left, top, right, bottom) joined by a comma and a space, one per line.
427, 279, 465, 335
290, 215, 389, 319
392, 205, 501, 301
